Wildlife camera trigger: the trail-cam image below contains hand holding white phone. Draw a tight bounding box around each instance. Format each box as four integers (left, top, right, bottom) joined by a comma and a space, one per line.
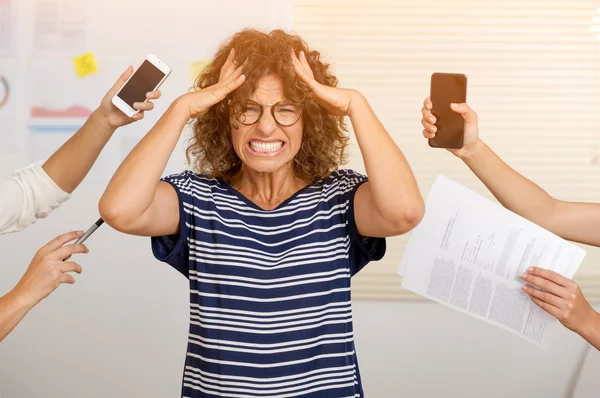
112, 54, 171, 118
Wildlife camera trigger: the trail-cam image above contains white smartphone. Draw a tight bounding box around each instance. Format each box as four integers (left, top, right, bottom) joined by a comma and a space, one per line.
111, 54, 171, 118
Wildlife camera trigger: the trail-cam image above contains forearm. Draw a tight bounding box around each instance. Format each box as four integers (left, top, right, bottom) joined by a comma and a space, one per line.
99, 100, 189, 223
42, 110, 115, 193
461, 140, 557, 228
0, 289, 34, 342
579, 310, 600, 351
349, 93, 424, 223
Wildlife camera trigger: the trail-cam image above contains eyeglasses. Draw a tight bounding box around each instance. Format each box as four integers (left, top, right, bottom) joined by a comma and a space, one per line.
235, 100, 303, 127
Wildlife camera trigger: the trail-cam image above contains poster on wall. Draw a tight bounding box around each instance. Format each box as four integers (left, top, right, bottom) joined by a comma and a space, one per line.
0, 64, 17, 152
33, 0, 88, 55
0, 0, 14, 56
27, 58, 116, 182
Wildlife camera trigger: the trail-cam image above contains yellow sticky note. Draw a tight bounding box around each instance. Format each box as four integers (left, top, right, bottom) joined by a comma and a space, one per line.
190, 60, 211, 82
73, 52, 98, 78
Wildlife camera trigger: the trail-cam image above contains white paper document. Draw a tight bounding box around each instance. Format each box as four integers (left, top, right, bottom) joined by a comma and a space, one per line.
399, 175, 587, 350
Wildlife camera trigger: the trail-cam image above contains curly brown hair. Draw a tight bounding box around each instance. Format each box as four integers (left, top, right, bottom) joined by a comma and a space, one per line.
186, 29, 349, 184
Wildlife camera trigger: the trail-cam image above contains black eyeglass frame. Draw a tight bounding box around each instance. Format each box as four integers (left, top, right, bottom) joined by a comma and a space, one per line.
235, 99, 303, 127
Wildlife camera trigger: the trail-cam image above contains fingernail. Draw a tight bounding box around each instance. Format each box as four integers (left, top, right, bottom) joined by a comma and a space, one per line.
522, 286, 528, 291
429, 117, 435, 123
78, 230, 84, 236
528, 267, 534, 272
520, 273, 527, 279
431, 127, 436, 132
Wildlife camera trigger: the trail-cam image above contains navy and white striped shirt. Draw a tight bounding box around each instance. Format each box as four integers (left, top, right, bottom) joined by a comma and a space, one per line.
152, 169, 386, 398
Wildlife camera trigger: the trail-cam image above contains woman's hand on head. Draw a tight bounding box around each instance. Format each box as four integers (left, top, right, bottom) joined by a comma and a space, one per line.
291, 49, 360, 117
180, 48, 246, 119
420, 96, 481, 158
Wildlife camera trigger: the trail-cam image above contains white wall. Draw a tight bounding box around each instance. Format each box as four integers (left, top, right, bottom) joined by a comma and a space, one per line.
352, 301, 599, 398
574, 337, 600, 398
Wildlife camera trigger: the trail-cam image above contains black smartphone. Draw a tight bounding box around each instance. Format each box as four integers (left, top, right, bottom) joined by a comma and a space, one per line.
429, 72, 467, 149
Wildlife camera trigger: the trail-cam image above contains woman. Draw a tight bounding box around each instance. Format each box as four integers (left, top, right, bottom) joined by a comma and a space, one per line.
420, 98, 600, 350
100, 29, 424, 397
0, 67, 160, 342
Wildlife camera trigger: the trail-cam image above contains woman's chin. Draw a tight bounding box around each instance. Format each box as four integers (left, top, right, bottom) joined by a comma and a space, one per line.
243, 158, 294, 175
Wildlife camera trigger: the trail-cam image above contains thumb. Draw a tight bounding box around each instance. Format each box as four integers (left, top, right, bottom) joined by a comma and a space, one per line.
107, 66, 133, 96
451, 103, 477, 124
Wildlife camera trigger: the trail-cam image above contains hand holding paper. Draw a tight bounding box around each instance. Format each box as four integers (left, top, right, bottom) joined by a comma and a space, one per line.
399, 175, 587, 350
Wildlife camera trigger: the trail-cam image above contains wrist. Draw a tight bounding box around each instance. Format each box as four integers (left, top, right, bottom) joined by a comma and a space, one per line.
579, 310, 600, 343
91, 108, 117, 135
457, 138, 485, 161
172, 95, 193, 120
7, 286, 38, 313
347, 90, 366, 119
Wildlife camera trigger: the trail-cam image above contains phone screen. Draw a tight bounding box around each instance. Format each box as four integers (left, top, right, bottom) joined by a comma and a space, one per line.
117, 60, 165, 107
429, 73, 467, 149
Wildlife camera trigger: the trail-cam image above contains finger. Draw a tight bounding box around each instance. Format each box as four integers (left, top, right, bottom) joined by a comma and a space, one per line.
219, 48, 237, 80
422, 129, 435, 139
522, 284, 564, 308
229, 48, 237, 66
291, 50, 317, 88
422, 121, 437, 134
212, 74, 246, 101
290, 48, 300, 63
58, 261, 83, 274
529, 296, 562, 319
450, 103, 477, 124
520, 272, 572, 300
421, 107, 435, 124
225, 74, 246, 93
51, 243, 89, 261
527, 267, 572, 288
290, 49, 305, 73
146, 90, 161, 100
107, 66, 133, 96
60, 274, 76, 285
423, 97, 432, 110
133, 101, 154, 111
291, 50, 309, 76
39, 231, 84, 255
132, 112, 143, 121
218, 60, 245, 87
299, 51, 315, 79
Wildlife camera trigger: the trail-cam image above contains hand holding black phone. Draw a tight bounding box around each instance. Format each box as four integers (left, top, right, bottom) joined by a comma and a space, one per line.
428, 73, 467, 149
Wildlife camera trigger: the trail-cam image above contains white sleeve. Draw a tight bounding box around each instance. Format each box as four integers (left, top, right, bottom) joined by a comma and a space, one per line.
0, 162, 71, 235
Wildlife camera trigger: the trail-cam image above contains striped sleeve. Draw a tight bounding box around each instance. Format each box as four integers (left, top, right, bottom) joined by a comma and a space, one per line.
336, 169, 387, 276
151, 171, 194, 278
